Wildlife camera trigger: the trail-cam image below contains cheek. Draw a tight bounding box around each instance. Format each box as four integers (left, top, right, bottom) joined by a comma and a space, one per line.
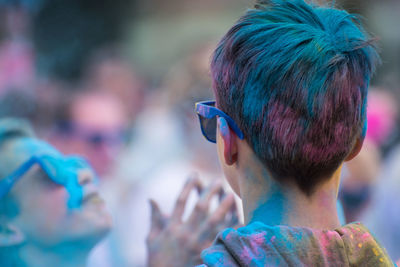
89, 146, 116, 175
39, 189, 68, 219
19, 188, 69, 238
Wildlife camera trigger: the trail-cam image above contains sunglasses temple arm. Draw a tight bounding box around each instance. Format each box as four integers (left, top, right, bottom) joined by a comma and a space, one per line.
0, 157, 38, 198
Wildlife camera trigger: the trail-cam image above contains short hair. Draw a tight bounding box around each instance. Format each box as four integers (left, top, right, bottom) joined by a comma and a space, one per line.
211, 0, 379, 195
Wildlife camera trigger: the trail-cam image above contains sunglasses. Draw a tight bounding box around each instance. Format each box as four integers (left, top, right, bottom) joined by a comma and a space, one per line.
57, 121, 129, 147
195, 100, 244, 143
0, 154, 96, 209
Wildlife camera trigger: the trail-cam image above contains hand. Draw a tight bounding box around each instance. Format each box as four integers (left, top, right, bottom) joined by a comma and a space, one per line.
146, 176, 239, 267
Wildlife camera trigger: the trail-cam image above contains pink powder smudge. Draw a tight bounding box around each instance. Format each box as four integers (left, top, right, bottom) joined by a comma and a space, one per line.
240, 246, 253, 264
361, 232, 370, 240
251, 232, 266, 246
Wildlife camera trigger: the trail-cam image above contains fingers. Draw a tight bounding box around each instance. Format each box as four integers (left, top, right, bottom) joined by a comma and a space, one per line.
149, 199, 165, 235
190, 192, 238, 248
171, 176, 202, 223
207, 193, 236, 228
202, 181, 224, 205
188, 181, 224, 225
196, 193, 237, 242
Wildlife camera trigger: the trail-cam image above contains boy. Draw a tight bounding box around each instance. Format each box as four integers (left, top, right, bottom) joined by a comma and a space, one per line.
148, 0, 395, 266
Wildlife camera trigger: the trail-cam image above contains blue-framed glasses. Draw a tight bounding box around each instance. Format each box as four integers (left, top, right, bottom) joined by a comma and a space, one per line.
0, 154, 95, 209
195, 100, 244, 143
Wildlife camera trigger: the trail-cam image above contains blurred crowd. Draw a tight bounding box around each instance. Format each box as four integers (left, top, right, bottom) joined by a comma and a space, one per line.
0, 0, 399, 266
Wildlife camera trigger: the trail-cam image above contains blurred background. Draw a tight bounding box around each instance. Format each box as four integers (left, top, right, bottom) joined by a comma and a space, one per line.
0, 0, 398, 266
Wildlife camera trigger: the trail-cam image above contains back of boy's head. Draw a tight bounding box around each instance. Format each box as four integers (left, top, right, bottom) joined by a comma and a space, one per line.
211, 0, 379, 195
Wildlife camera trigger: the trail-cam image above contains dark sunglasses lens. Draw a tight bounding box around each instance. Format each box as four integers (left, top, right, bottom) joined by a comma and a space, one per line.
199, 115, 217, 142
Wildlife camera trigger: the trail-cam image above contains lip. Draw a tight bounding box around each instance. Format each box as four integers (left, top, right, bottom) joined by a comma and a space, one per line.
83, 191, 99, 201
82, 184, 104, 204
82, 192, 105, 206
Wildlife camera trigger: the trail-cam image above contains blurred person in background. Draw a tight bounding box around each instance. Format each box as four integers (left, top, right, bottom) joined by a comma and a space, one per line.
0, 118, 112, 267
82, 48, 146, 122
0, 2, 35, 94
43, 51, 148, 266
357, 89, 400, 262
362, 143, 400, 262
364, 89, 398, 151
32, 0, 136, 83
339, 89, 398, 223
0, 2, 38, 126
339, 140, 380, 223
0, 118, 235, 267
86, 41, 241, 267
48, 48, 145, 177
49, 89, 130, 177
56, 51, 148, 267
160, 43, 223, 177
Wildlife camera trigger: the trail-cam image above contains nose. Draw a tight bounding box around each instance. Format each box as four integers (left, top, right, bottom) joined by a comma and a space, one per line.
77, 169, 96, 186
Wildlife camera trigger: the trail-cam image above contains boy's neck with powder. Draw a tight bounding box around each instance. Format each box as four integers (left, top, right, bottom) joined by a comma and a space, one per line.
238, 154, 342, 230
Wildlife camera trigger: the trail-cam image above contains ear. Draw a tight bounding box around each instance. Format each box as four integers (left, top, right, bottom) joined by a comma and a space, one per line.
0, 223, 25, 247
217, 117, 238, 165
345, 137, 364, 162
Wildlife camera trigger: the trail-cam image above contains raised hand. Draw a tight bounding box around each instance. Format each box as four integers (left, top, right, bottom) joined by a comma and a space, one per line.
147, 176, 239, 267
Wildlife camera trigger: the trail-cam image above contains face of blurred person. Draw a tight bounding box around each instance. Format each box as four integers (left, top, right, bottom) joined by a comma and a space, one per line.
55, 91, 128, 176
339, 140, 380, 222
87, 58, 144, 117
1, 137, 112, 249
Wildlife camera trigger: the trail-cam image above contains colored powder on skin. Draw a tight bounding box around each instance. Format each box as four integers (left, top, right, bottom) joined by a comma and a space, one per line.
218, 117, 229, 137
249, 187, 286, 226
13, 138, 87, 210
44, 155, 88, 209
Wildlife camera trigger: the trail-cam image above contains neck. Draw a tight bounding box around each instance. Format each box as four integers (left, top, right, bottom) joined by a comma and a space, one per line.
240, 161, 342, 230
18, 241, 91, 267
